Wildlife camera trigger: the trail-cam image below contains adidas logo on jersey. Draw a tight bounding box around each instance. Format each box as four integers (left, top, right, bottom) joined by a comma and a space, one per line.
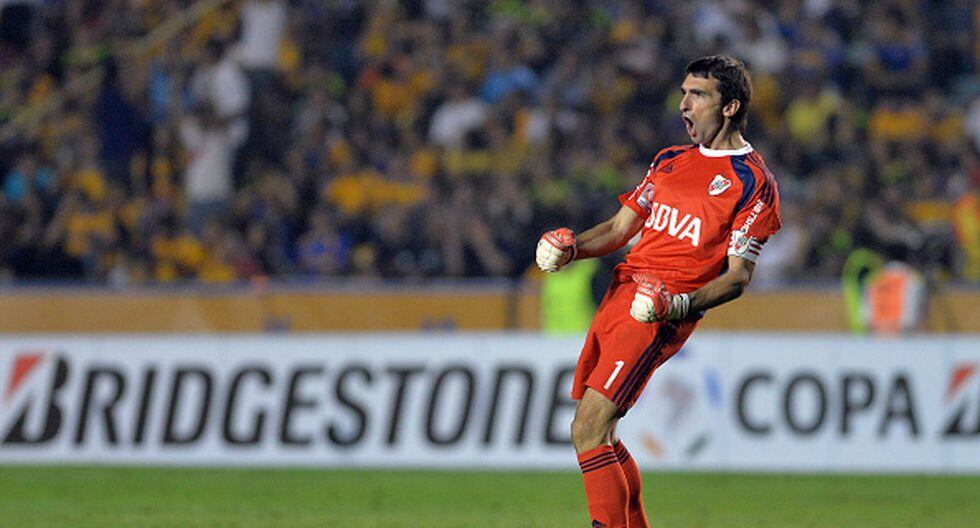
708, 174, 731, 195
644, 202, 702, 247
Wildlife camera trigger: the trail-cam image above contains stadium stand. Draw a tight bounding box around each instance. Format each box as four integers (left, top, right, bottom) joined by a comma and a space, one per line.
0, 0, 977, 286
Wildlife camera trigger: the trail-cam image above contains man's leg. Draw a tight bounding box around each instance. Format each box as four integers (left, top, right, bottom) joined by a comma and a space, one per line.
572, 388, 629, 528
610, 423, 648, 528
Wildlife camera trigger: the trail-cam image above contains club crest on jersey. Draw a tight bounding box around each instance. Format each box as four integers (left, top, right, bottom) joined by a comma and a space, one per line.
729, 229, 762, 261
708, 174, 731, 196
636, 183, 655, 210
731, 231, 751, 255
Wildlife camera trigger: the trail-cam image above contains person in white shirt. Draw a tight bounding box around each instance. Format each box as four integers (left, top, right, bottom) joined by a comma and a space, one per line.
237, 0, 287, 74
189, 39, 250, 140
179, 104, 246, 234
428, 84, 488, 149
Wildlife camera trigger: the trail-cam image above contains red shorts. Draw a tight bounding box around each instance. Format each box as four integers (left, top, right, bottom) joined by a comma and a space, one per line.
571, 277, 699, 415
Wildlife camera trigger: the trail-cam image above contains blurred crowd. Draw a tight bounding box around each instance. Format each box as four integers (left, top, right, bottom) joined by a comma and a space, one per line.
0, 0, 978, 286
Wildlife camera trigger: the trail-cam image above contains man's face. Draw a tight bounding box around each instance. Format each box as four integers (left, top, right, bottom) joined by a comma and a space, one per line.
679, 74, 726, 144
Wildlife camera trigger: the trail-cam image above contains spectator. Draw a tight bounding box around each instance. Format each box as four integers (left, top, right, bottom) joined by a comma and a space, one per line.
94, 59, 150, 191
237, 0, 287, 77
179, 103, 245, 235
3, 149, 54, 204
189, 38, 250, 142
298, 208, 350, 275
953, 169, 980, 280
0, 1, 975, 286
428, 83, 488, 148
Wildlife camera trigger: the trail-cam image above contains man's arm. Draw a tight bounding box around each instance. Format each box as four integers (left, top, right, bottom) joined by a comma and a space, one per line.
687, 255, 755, 313
536, 205, 643, 272
631, 255, 755, 322
574, 205, 645, 260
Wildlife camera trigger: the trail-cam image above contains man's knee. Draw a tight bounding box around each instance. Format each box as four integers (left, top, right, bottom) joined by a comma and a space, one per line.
571, 389, 619, 453
570, 416, 601, 450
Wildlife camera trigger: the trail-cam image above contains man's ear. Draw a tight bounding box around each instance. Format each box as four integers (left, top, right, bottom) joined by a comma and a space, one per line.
723, 99, 741, 119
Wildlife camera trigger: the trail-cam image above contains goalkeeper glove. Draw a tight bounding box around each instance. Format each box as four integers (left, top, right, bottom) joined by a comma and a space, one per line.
535, 228, 577, 272
630, 274, 690, 322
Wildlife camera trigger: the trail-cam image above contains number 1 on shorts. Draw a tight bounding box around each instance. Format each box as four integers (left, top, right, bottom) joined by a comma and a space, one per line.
604, 360, 625, 390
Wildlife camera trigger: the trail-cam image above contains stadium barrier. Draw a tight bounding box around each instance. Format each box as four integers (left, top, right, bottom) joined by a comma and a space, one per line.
1, 333, 978, 473
0, 285, 977, 332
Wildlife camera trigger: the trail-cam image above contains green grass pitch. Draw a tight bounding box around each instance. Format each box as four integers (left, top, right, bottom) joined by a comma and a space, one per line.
1, 466, 978, 527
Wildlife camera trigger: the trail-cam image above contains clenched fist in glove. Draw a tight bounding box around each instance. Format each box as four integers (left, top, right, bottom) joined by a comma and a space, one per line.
535, 228, 577, 272
630, 274, 690, 322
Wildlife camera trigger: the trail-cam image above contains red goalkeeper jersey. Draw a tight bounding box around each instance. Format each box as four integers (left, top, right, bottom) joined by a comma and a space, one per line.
616, 142, 781, 293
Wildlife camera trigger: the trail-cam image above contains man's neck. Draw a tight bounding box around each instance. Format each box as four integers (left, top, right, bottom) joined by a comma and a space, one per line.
703, 124, 746, 150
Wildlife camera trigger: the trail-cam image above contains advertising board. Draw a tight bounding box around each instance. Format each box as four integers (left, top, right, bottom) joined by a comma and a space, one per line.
1, 334, 977, 472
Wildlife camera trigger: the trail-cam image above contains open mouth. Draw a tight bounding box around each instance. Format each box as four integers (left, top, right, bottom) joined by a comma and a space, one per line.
682, 115, 696, 137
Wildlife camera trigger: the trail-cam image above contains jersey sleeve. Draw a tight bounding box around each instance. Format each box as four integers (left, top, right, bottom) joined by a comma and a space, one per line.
728, 169, 781, 263
618, 170, 655, 217
618, 147, 681, 216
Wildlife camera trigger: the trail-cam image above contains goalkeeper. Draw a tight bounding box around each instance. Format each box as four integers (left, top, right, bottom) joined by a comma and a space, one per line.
535, 55, 781, 528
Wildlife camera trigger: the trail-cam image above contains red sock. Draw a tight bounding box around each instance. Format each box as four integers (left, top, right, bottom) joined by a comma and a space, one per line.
577, 445, 629, 528
614, 440, 649, 528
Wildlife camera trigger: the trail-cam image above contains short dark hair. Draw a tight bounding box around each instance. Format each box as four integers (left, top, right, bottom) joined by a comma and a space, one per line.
685, 55, 752, 132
